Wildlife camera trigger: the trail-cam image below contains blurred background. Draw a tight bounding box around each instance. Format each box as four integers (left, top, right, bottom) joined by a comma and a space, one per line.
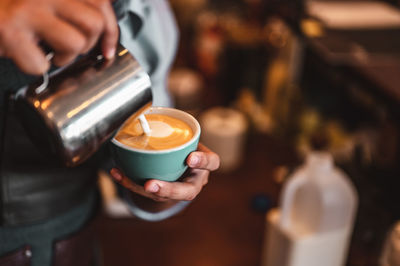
97, 0, 400, 265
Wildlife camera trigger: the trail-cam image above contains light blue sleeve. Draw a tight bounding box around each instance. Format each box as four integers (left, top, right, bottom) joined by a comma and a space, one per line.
118, 0, 179, 107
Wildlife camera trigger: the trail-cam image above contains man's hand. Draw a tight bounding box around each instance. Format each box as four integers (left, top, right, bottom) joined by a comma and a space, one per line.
110, 143, 220, 202
0, 0, 118, 75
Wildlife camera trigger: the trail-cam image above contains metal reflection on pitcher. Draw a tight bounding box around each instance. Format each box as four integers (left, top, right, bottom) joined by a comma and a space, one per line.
15, 44, 153, 167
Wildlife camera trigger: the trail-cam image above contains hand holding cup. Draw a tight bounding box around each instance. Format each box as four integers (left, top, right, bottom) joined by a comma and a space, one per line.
110, 107, 220, 202
110, 143, 220, 202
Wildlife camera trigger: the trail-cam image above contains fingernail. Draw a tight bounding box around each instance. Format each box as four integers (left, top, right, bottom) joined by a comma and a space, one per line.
189, 154, 200, 167
110, 169, 121, 181
147, 183, 160, 193
105, 47, 115, 60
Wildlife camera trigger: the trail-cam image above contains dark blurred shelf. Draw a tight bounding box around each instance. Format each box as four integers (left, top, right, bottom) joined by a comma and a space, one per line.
305, 28, 400, 120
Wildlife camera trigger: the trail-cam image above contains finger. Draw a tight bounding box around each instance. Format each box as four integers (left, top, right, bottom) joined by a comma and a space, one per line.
110, 168, 140, 193
50, 52, 78, 67
183, 169, 209, 187
98, 0, 119, 59
144, 170, 209, 201
56, 0, 104, 53
85, 0, 118, 59
3, 30, 49, 75
145, 180, 199, 201
33, 12, 86, 66
109, 168, 165, 201
187, 143, 220, 171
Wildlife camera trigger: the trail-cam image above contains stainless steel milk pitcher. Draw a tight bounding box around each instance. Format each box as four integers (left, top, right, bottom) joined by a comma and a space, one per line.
15, 44, 152, 167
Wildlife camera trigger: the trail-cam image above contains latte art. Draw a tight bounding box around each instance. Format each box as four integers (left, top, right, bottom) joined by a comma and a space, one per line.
115, 114, 194, 150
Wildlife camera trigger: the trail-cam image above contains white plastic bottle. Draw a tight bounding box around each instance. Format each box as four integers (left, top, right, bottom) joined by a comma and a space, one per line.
263, 152, 358, 266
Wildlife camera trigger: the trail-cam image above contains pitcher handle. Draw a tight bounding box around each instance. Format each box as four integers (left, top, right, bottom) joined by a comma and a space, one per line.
35, 52, 54, 94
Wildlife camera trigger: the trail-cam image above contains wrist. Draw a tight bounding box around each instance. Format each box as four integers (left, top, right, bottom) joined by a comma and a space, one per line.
122, 190, 191, 222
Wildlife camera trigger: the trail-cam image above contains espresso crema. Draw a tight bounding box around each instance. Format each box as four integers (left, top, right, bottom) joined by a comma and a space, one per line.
115, 114, 194, 150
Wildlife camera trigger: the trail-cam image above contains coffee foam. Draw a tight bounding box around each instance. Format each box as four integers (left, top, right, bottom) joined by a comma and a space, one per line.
115, 113, 194, 151
147, 120, 174, 137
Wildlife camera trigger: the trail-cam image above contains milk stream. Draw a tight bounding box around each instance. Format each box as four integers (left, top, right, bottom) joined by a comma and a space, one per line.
138, 114, 151, 135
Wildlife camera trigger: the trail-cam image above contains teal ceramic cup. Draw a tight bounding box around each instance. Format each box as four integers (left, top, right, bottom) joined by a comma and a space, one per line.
111, 107, 201, 185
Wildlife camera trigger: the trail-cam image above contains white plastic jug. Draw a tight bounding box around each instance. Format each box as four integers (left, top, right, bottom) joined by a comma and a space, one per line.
262, 152, 358, 266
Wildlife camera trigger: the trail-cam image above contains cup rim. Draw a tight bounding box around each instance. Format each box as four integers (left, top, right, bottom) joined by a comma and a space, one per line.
111, 107, 201, 154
